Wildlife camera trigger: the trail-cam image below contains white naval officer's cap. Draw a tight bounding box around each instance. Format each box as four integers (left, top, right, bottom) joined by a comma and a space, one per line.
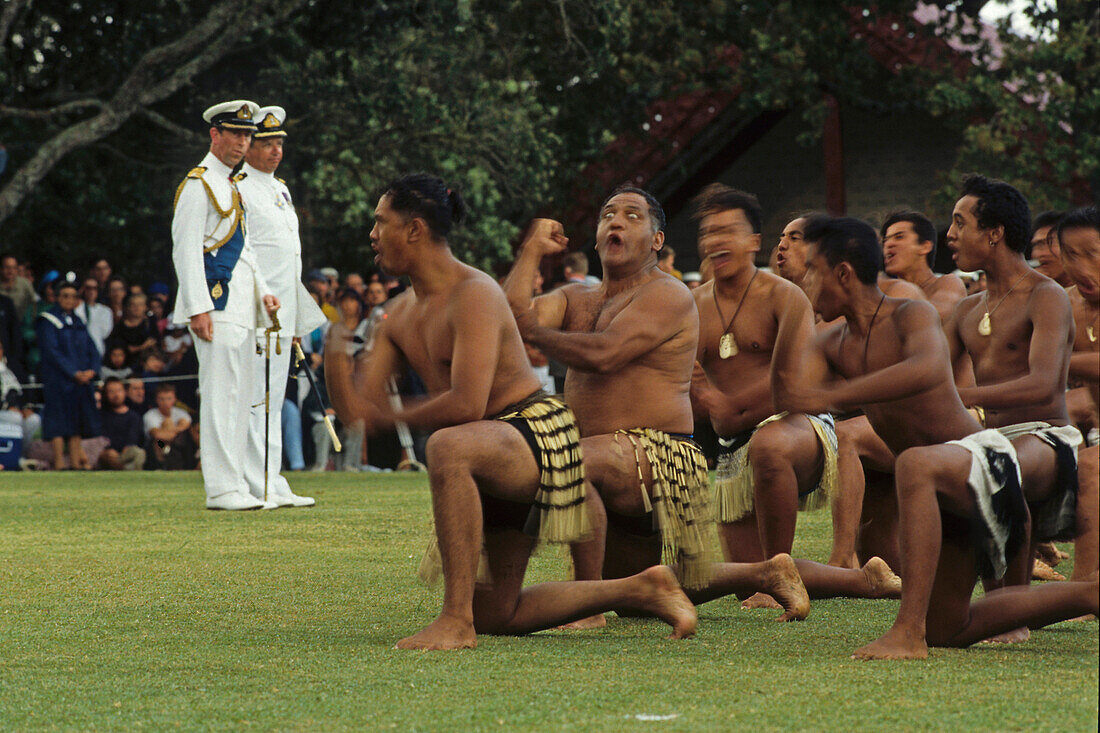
253, 106, 288, 138
202, 100, 260, 131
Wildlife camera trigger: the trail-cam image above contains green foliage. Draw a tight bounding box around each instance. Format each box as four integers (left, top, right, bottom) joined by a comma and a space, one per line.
1, 1, 1095, 281
923, 0, 1100, 212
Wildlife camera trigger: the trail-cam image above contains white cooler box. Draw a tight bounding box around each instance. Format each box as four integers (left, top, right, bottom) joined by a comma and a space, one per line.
0, 421, 22, 470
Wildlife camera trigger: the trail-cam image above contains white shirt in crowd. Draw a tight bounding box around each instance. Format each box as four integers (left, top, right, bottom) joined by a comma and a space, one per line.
142, 406, 191, 438
75, 300, 113, 357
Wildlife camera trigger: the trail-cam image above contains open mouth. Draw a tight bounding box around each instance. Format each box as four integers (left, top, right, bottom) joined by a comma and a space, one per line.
708, 251, 732, 266
605, 233, 624, 247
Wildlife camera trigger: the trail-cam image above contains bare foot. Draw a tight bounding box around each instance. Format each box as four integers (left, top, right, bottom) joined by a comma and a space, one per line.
827, 552, 860, 570
852, 626, 929, 660
761, 553, 811, 622
980, 626, 1030, 645
741, 592, 782, 610
1032, 559, 1066, 582
394, 614, 477, 651
1064, 614, 1097, 622
1035, 541, 1069, 567
638, 566, 697, 640
861, 557, 902, 599
555, 614, 608, 631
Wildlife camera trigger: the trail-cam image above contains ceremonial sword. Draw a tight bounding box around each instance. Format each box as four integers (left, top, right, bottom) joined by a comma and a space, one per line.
292, 341, 343, 454
260, 312, 282, 503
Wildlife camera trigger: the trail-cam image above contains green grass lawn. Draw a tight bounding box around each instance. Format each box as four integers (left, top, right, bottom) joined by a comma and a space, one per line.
0, 471, 1096, 731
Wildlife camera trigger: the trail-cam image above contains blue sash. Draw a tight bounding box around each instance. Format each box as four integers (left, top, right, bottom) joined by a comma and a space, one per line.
203, 216, 245, 310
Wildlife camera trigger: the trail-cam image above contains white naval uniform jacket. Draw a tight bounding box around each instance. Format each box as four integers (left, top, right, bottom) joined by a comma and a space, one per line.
171, 152, 271, 329
235, 163, 326, 338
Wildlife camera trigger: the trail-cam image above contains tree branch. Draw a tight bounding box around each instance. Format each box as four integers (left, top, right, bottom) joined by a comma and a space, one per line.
0, 0, 308, 224
138, 108, 205, 144
0, 99, 106, 120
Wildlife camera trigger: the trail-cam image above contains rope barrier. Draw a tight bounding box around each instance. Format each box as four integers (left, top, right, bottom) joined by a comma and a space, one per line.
13, 373, 199, 391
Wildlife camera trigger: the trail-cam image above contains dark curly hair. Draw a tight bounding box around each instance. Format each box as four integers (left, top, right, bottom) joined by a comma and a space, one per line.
803, 216, 883, 285
959, 174, 1031, 253
384, 174, 467, 239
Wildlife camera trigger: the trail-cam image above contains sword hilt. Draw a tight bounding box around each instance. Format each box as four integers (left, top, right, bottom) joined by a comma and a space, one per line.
265, 311, 282, 355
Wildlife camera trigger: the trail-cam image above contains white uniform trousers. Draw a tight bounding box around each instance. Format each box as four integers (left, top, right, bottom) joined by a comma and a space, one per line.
193, 322, 255, 500
244, 332, 293, 500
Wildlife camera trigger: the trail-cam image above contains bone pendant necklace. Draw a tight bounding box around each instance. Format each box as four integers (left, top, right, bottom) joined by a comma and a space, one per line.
714, 269, 758, 359
978, 271, 1028, 337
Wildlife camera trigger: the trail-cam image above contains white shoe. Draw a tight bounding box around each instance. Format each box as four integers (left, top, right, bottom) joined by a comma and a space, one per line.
270, 489, 316, 507
285, 493, 316, 508
259, 492, 295, 508
260, 499, 281, 510
206, 492, 265, 511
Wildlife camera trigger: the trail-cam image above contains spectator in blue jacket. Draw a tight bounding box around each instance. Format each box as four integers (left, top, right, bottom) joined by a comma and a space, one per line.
37, 281, 101, 469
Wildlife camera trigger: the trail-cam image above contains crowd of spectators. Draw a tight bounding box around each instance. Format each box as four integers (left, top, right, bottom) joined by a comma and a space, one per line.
0, 252, 409, 472
0, 241, 994, 473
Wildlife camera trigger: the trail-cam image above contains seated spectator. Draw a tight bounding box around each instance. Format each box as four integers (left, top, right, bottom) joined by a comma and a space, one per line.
321, 267, 340, 301
344, 271, 365, 295
161, 317, 198, 411
0, 290, 26, 382
87, 257, 111, 296
107, 292, 157, 369
104, 275, 127, 323
22, 270, 60, 378
333, 288, 368, 470
562, 251, 600, 285
300, 286, 330, 367
75, 276, 112, 358
0, 339, 40, 454
337, 287, 369, 349
162, 318, 193, 367
36, 281, 100, 469
165, 419, 201, 470
0, 253, 36, 320
125, 377, 148, 413
101, 345, 133, 380
97, 376, 145, 470
139, 349, 168, 380
365, 279, 389, 316
142, 383, 191, 470
147, 292, 169, 336
306, 270, 339, 323
657, 246, 682, 279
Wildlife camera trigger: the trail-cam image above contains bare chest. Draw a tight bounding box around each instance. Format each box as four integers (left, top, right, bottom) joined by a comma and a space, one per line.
699, 295, 776, 362
389, 305, 454, 385
959, 303, 1032, 379
564, 290, 631, 333
829, 326, 903, 382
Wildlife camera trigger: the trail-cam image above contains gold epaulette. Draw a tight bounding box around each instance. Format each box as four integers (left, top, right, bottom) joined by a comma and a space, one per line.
276, 176, 287, 185
172, 164, 244, 253
233, 172, 248, 182
173, 167, 208, 211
